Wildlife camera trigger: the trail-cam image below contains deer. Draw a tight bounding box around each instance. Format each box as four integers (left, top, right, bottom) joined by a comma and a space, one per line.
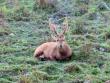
37, 0, 57, 8
34, 18, 72, 61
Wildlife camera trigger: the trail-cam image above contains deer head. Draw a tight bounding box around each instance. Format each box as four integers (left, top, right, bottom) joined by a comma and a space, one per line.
49, 17, 69, 49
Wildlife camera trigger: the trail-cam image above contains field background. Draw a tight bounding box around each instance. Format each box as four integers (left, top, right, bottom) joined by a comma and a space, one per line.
0, 0, 110, 83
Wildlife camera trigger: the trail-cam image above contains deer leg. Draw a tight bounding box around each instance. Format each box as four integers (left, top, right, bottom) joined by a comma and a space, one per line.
48, 56, 55, 60
38, 55, 47, 61
56, 56, 72, 61
55, 56, 63, 61
65, 56, 72, 61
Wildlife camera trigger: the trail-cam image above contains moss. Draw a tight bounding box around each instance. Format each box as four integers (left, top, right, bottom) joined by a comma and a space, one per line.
0, 27, 11, 36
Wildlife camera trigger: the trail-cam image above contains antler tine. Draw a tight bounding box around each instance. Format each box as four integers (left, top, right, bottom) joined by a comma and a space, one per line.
49, 18, 58, 35
62, 17, 69, 34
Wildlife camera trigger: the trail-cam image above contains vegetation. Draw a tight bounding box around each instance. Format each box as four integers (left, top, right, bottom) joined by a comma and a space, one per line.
0, 0, 110, 83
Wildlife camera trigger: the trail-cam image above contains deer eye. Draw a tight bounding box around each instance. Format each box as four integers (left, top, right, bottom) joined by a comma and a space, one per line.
54, 35, 57, 37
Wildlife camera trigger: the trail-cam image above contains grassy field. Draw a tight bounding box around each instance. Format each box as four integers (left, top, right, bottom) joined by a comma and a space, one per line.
0, 0, 110, 83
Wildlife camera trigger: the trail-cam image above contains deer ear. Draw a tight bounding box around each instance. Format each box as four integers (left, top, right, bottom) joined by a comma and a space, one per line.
49, 23, 56, 32
49, 18, 58, 35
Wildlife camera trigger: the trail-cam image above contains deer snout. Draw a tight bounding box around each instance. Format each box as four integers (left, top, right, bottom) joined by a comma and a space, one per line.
60, 44, 62, 48
59, 41, 64, 48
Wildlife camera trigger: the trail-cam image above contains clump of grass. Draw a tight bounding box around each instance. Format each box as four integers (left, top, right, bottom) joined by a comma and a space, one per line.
40, 62, 63, 75
64, 63, 82, 73
103, 0, 110, 3
18, 75, 32, 83
33, 0, 57, 13
33, 0, 39, 11
73, 19, 87, 34
0, 78, 12, 83
86, 4, 98, 20
25, 58, 38, 65
0, 45, 22, 54
0, 6, 10, 16
30, 68, 48, 83
73, 42, 95, 61
87, 12, 98, 20
10, 6, 30, 21
0, 27, 11, 36
80, 43, 93, 56
104, 62, 110, 74
74, 4, 88, 16
0, 0, 5, 3
0, 12, 11, 36
76, 0, 90, 5
84, 74, 105, 83
91, 68, 100, 75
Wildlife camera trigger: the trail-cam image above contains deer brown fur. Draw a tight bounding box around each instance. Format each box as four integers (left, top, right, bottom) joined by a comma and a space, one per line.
34, 18, 72, 61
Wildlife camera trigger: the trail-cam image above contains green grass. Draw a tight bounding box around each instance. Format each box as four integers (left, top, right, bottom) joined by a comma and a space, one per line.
0, 0, 110, 83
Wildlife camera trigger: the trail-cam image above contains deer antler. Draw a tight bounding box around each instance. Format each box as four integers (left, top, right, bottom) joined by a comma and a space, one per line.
49, 18, 58, 35
62, 17, 69, 34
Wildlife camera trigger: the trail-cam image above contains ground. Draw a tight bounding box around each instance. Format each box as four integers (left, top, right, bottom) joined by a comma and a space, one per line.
0, 0, 110, 83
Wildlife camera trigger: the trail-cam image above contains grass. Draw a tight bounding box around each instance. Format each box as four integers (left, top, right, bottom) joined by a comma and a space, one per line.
0, 0, 110, 83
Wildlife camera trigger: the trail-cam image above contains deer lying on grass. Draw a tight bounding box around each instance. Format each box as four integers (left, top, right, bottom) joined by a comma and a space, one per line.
38, 0, 57, 8
34, 18, 72, 61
